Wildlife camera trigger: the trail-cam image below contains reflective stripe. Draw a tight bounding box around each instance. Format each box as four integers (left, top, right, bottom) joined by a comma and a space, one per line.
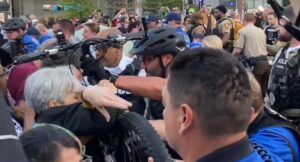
0, 135, 19, 141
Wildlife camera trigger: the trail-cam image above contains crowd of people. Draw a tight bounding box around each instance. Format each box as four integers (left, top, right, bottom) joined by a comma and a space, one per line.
0, 2, 300, 162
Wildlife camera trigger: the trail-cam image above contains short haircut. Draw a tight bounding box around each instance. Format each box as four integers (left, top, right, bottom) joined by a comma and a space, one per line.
244, 13, 256, 22
84, 23, 100, 34
216, 5, 227, 14
167, 48, 252, 137
247, 72, 264, 113
24, 66, 83, 114
20, 125, 80, 162
46, 17, 56, 29
56, 19, 75, 34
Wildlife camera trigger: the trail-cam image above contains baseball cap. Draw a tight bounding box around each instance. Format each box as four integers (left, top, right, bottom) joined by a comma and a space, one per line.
146, 15, 159, 24
166, 12, 181, 23
192, 33, 205, 39
27, 27, 41, 37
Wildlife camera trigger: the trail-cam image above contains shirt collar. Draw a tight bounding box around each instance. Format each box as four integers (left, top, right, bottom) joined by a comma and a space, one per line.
105, 54, 133, 75
196, 137, 252, 162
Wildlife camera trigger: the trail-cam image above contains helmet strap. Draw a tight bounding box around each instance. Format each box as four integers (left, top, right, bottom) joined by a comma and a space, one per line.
16, 29, 25, 39
158, 56, 166, 78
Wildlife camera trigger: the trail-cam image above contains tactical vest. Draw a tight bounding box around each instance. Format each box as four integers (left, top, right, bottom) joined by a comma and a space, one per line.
213, 18, 235, 52
269, 44, 300, 115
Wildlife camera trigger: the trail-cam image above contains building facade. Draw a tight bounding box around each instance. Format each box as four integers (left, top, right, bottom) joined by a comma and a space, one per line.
9, 0, 284, 18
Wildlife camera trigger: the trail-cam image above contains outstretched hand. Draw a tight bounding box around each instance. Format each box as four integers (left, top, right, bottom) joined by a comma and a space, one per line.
83, 85, 132, 110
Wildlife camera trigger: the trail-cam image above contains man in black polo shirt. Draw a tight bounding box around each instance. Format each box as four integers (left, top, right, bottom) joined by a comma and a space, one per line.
162, 48, 283, 162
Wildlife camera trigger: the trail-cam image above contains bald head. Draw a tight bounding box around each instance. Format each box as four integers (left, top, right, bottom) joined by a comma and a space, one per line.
97, 28, 122, 39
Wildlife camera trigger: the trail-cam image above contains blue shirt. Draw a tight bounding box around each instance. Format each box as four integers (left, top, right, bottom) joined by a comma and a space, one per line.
23, 34, 39, 53
39, 34, 53, 44
175, 27, 190, 48
250, 126, 300, 162
196, 137, 283, 162
190, 41, 204, 48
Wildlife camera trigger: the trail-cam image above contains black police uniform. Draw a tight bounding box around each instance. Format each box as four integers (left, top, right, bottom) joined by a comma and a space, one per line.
268, 44, 300, 115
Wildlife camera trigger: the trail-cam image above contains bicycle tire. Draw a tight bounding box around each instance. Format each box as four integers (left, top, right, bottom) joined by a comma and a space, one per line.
116, 112, 173, 162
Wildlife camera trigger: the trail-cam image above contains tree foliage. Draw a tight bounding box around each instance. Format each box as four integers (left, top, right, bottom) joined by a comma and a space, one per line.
143, 0, 183, 14
59, 0, 97, 19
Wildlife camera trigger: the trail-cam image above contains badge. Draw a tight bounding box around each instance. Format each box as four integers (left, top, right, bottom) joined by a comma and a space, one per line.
224, 23, 230, 30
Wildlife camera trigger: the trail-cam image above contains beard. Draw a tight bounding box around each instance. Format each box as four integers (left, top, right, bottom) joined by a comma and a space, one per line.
145, 67, 164, 77
215, 16, 221, 21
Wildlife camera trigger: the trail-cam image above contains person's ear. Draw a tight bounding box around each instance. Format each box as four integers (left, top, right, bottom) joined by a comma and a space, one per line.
178, 103, 194, 135
162, 53, 174, 67
48, 100, 60, 108
249, 107, 256, 124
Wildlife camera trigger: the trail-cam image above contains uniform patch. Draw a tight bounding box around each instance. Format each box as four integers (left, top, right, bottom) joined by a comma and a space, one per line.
224, 23, 230, 30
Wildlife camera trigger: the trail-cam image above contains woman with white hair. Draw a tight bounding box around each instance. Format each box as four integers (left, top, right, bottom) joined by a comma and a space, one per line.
24, 65, 131, 134
23, 65, 131, 161
25, 66, 83, 114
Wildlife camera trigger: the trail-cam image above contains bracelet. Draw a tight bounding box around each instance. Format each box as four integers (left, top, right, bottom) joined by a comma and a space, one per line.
109, 74, 119, 84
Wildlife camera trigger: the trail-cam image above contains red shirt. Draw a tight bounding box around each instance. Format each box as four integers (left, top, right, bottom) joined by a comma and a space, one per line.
8, 62, 38, 105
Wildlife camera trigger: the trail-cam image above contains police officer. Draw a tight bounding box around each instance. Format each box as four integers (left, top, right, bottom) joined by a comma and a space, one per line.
233, 13, 270, 97
161, 48, 283, 162
247, 72, 300, 162
129, 26, 186, 120
267, 21, 300, 117
264, 13, 279, 45
1, 17, 39, 56
214, 5, 234, 52
85, 28, 146, 115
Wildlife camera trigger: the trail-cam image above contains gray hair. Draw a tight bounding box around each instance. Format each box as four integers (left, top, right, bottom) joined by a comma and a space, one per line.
24, 66, 83, 114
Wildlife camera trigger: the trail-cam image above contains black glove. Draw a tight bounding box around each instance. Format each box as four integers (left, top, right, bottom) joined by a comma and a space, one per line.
81, 58, 110, 85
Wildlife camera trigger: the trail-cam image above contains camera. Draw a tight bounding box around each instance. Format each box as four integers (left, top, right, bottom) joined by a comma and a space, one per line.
55, 30, 67, 46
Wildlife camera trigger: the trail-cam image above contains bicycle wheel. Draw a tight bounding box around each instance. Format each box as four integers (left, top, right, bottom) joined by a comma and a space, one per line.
116, 112, 173, 162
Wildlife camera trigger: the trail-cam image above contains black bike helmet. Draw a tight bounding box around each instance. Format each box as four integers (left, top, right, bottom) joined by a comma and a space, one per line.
2, 17, 26, 31
130, 26, 186, 57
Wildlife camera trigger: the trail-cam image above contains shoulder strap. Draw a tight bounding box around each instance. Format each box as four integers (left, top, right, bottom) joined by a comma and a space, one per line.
220, 18, 234, 27
266, 130, 298, 162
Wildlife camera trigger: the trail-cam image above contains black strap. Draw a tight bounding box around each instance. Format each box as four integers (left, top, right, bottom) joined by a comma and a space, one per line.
158, 56, 166, 78
266, 130, 297, 162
